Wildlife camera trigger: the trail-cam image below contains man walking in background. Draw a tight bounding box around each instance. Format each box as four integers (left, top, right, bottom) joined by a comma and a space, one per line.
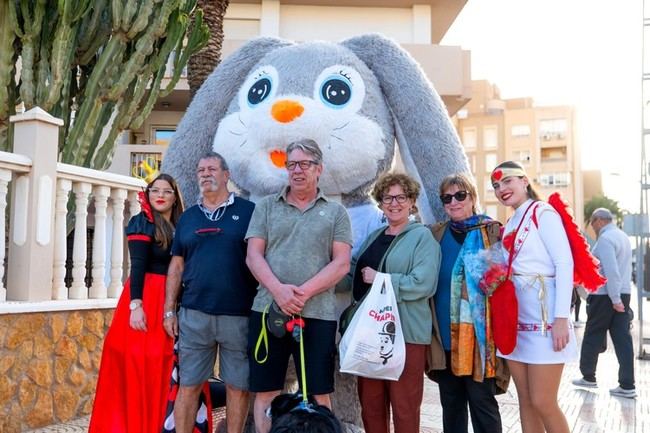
572, 208, 635, 398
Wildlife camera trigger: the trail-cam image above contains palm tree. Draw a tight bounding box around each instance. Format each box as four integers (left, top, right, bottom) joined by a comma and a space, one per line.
188, 0, 230, 99
584, 195, 624, 226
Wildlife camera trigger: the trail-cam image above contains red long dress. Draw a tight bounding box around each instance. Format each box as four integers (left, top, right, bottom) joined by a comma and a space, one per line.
89, 213, 174, 433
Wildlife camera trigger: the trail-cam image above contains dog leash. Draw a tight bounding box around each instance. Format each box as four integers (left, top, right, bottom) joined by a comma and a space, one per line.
297, 320, 308, 406
254, 304, 270, 363
254, 304, 310, 407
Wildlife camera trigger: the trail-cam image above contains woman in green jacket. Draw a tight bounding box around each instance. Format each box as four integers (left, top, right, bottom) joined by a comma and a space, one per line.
345, 172, 440, 433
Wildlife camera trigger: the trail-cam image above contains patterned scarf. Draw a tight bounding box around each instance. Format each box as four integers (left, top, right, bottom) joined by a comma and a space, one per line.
449, 215, 497, 382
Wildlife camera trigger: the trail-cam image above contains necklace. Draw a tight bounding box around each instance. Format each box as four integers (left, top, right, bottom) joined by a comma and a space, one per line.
198, 193, 234, 222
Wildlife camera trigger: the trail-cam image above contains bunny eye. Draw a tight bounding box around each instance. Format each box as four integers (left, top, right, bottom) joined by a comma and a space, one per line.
320, 77, 352, 108
314, 66, 365, 113
247, 77, 272, 105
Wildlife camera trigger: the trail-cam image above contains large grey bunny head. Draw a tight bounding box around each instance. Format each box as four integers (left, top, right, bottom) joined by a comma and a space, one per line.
164, 34, 470, 224
213, 41, 393, 205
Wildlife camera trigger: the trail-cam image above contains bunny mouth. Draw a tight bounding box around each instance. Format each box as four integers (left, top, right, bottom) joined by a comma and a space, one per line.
269, 150, 287, 168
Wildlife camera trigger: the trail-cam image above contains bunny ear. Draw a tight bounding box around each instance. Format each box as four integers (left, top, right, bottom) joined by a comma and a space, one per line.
342, 34, 471, 223
163, 37, 294, 202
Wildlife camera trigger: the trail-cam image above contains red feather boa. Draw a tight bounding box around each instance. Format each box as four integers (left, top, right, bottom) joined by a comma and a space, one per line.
547, 192, 607, 292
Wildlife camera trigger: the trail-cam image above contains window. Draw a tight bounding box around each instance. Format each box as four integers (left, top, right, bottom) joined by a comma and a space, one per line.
131, 153, 163, 179
485, 152, 497, 173
153, 128, 175, 146
483, 125, 498, 149
464, 153, 476, 172
539, 172, 571, 187
539, 119, 567, 140
462, 127, 477, 149
554, 172, 570, 186
485, 177, 494, 195
512, 150, 531, 165
511, 124, 531, 137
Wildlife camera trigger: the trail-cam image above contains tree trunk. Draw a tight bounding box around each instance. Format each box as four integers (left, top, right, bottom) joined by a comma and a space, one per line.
188, 0, 230, 100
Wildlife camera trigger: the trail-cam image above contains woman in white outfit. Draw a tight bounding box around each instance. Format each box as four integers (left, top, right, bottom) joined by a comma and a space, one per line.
490, 160, 576, 433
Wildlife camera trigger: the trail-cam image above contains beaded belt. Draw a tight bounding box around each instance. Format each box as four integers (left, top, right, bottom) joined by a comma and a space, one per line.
517, 323, 553, 332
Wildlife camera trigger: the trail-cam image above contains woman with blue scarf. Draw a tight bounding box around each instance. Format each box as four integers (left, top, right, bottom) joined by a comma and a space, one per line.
426, 173, 507, 433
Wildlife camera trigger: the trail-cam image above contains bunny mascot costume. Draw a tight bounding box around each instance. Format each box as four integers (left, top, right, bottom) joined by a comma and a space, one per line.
163, 33, 471, 426
164, 34, 470, 252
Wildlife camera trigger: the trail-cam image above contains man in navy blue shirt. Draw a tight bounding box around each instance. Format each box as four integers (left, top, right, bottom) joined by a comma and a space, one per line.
163, 151, 257, 433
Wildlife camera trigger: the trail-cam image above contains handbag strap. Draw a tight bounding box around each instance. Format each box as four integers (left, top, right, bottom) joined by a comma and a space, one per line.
506, 201, 538, 277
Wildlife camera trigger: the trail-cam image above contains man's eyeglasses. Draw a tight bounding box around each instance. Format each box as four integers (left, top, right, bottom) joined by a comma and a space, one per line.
285, 160, 318, 171
381, 194, 408, 204
440, 191, 469, 204
149, 188, 175, 197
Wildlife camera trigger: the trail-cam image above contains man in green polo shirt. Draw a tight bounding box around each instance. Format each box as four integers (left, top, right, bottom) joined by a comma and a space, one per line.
245, 139, 353, 433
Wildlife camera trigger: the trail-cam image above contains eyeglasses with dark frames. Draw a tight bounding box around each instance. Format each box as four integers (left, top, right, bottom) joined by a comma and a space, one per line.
381, 194, 409, 204
440, 190, 469, 204
285, 160, 319, 170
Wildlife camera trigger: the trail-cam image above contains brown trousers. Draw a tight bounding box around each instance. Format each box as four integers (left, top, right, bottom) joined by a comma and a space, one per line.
357, 343, 426, 433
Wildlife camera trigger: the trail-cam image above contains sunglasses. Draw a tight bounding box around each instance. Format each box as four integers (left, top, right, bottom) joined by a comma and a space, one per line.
440, 190, 469, 204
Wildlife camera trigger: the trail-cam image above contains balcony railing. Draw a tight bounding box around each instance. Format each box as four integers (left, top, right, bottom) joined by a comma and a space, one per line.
0, 108, 145, 313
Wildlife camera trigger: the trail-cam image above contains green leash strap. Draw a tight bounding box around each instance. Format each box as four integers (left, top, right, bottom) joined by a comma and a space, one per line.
254, 304, 270, 364
255, 306, 309, 405
298, 315, 308, 404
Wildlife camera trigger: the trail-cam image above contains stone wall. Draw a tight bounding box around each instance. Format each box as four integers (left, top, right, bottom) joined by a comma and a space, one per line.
0, 309, 113, 432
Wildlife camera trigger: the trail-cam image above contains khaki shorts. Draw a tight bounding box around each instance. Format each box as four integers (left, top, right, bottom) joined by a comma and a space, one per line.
178, 307, 249, 390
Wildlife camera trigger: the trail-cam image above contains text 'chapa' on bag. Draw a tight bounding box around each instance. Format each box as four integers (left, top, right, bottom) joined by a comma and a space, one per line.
339, 272, 406, 381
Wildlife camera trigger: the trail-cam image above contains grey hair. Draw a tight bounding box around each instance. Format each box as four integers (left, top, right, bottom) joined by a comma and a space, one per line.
591, 207, 614, 222
286, 139, 323, 164
199, 151, 229, 171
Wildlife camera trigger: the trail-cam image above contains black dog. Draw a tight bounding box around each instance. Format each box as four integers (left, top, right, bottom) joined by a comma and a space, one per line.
269, 393, 343, 433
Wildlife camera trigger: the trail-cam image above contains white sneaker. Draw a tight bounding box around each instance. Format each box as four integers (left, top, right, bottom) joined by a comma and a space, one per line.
609, 386, 636, 398
572, 377, 597, 388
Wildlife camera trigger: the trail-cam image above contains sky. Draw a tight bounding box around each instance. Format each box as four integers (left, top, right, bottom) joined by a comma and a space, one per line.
441, 0, 642, 212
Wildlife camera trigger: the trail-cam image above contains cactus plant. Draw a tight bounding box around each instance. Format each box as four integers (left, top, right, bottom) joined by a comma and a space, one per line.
0, 0, 209, 170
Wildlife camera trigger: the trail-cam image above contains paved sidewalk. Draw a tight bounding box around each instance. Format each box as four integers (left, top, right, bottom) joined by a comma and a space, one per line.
29, 316, 649, 433
420, 321, 648, 433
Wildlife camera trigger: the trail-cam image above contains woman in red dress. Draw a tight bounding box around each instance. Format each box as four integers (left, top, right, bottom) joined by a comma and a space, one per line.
89, 173, 183, 433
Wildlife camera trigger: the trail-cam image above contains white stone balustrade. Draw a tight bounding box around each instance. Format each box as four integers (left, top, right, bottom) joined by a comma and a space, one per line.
89, 186, 110, 299
108, 189, 128, 298
0, 107, 146, 313
52, 178, 72, 300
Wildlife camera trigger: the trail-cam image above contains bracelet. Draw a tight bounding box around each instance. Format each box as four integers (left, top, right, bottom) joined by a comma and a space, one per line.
163, 311, 176, 320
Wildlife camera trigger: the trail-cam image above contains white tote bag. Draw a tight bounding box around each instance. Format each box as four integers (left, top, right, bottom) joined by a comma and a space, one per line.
339, 272, 406, 381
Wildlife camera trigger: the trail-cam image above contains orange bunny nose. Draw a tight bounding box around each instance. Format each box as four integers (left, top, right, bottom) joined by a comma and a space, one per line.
271, 100, 304, 123
270, 150, 287, 168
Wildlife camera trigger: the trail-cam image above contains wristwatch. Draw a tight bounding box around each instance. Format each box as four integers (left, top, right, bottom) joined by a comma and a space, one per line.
129, 300, 142, 311
163, 311, 176, 320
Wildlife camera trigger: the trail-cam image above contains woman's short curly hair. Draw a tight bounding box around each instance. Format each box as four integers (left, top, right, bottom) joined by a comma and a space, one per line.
371, 172, 421, 205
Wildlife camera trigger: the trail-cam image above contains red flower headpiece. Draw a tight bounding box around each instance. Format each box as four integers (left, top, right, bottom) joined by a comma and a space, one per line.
137, 190, 154, 222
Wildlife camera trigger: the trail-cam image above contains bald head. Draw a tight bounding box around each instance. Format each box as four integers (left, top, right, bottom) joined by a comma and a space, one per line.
590, 207, 614, 236
591, 207, 614, 222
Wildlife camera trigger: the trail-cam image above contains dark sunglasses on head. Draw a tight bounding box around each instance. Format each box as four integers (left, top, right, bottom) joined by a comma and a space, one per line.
440, 190, 469, 204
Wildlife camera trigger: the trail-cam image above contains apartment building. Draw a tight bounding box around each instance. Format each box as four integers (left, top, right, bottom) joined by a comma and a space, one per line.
108, 0, 471, 177
456, 80, 583, 224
